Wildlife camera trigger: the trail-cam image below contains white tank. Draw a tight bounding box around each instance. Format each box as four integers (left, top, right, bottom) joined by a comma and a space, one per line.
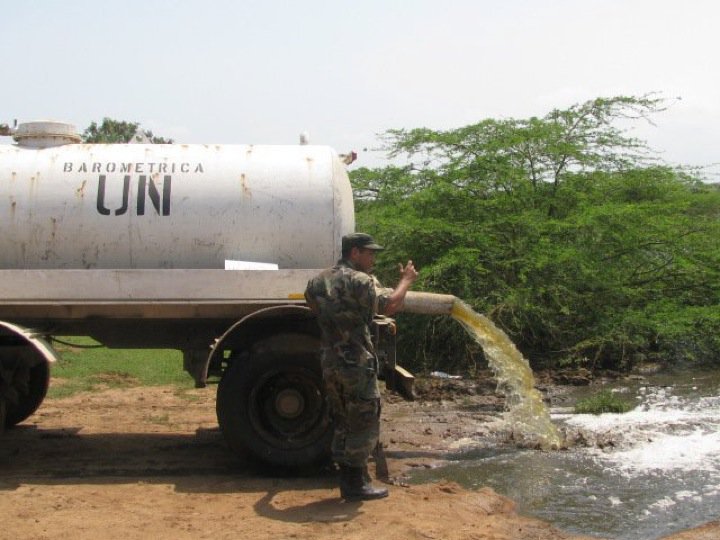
0, 123, 354, 269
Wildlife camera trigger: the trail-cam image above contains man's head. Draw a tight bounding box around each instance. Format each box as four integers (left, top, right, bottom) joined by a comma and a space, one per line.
341, 232, 384, 273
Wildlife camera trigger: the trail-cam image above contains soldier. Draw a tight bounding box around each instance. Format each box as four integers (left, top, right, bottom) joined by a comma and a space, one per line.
305, 232, 418, 501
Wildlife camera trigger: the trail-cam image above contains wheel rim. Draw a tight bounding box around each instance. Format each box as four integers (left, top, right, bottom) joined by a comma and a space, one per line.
274, 388, 305, 419
247, 367, 328, 450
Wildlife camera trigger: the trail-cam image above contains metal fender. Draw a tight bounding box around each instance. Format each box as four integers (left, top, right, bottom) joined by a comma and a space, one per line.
205, 304, 316, 383
0, 321, 60, 365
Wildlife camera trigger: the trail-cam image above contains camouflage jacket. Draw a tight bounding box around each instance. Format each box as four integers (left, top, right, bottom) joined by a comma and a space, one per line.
304, 259, 391, 365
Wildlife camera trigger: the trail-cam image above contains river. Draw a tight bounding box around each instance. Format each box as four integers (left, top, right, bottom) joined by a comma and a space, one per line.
409, 368, 720, 539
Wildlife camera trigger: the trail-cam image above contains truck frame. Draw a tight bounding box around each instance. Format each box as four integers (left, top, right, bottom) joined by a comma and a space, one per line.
0, 268, 406, 467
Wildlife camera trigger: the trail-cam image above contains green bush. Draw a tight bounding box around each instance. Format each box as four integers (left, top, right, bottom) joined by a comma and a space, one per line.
574, 390, 632, 414
354, 95, 720, 374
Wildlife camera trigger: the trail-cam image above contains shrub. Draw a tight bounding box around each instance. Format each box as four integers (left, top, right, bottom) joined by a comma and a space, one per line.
574, 389, 632, 414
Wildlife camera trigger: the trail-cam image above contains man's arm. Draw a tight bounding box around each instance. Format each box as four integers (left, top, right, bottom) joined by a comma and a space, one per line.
381, 260, 419, 316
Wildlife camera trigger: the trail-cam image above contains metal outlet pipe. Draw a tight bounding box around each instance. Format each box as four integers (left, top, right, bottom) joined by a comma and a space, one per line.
400, 292, 457, 315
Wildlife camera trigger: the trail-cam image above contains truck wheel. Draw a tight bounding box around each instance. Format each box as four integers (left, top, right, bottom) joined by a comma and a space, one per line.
3, 360, 50, 428
216, 335, 331, 468
0, 397, 6, 435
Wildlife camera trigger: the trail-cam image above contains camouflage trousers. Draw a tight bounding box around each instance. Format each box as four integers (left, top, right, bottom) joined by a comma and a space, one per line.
321, 354, 381, 468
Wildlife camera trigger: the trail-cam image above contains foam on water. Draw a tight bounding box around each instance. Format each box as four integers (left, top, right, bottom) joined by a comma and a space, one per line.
559, 385, 720, 476
611, 430, 720, 473
412, 371, 720, 539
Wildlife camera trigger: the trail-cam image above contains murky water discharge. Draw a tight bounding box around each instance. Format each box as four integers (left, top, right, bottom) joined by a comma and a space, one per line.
450, 299, 561, 448
410, 369, 720, 539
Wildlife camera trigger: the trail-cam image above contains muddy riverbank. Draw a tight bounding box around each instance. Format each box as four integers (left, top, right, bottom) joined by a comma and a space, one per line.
0, 375, 717, 539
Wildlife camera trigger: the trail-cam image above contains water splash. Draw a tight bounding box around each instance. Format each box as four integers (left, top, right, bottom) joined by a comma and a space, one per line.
450, 299, 560, 449
562, 386, 720, 474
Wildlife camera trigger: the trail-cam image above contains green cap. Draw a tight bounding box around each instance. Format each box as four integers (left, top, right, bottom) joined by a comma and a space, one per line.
342, 232, 384, 252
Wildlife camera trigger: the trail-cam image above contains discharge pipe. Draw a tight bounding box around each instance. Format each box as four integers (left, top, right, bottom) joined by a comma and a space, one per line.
397, 290, 562, 448
400, 291, 456, 315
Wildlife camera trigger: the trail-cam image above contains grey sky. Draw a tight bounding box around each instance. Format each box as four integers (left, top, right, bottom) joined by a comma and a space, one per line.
2, 0, 718, 172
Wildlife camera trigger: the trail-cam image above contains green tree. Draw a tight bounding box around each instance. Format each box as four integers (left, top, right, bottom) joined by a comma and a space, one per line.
82, 118, 173, 143
380, 95, 663, 214
353, 95, 720, 374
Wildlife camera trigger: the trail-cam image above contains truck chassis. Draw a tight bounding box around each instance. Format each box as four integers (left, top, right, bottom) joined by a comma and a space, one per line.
0, 269, 404, 467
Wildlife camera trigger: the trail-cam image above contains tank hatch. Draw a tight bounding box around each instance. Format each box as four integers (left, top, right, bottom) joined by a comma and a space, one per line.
12, 121, 81, 148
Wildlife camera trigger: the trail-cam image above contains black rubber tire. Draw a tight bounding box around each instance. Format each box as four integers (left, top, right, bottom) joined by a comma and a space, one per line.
0, 397, 6, 435
216, 335, 331, 468
4, 361, 50, 428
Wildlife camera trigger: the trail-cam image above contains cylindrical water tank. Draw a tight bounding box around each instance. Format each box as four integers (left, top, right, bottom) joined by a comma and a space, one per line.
0, 125, 354, 269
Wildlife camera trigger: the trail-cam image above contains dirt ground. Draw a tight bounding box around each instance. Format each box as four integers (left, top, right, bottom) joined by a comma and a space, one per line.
1, 376, 718, 540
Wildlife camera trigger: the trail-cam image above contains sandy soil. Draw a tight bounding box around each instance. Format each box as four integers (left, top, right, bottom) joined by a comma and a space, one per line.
1, 377, 717, 540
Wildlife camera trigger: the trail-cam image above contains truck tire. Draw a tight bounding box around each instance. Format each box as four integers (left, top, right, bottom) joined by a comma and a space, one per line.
4, 361, 50, 428
216, 334, 331, 468
0, 397, 6, 435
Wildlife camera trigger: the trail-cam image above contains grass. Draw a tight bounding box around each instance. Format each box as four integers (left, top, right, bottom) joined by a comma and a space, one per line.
48, 336, 194, 399
574, 389, 633, 414
145, 413, 172, 425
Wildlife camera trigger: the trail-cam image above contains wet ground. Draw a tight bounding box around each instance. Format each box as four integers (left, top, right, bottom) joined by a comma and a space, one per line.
0, 374, 718, 539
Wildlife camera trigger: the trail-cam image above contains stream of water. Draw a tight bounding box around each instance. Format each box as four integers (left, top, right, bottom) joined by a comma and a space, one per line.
410, 299, 720, 538
450, 299, 560, 448
410, 369, 720, 539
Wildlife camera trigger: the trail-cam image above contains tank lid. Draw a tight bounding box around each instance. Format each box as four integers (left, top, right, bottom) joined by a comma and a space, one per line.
13, 121, 81, 148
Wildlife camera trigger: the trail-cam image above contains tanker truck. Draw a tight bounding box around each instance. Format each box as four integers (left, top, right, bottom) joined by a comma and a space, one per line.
0, 120, 413, 467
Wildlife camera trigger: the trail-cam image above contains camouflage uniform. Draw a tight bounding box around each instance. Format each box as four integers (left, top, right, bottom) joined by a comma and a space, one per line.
305, 259, 390, 467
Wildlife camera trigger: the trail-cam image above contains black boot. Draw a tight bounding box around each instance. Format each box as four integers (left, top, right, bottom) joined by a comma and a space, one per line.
339, 465, 389, 501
